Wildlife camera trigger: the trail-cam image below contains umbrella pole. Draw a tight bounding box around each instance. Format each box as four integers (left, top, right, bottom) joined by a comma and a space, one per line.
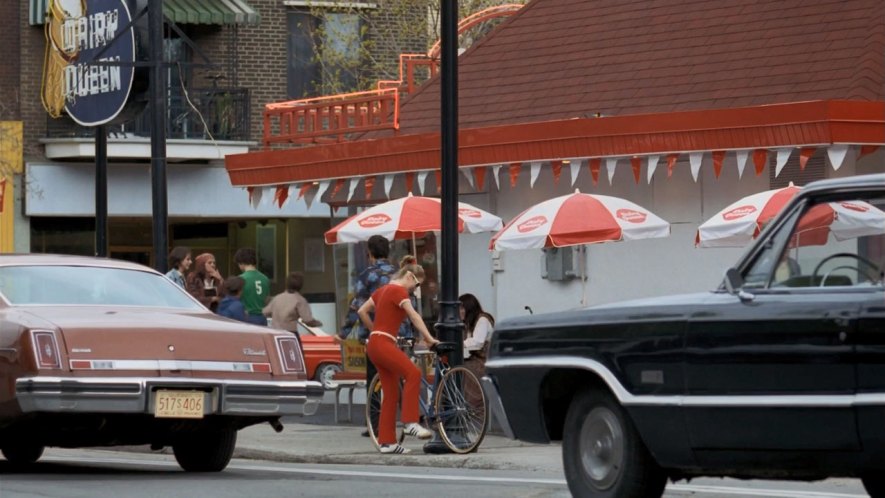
580, 244, 587, 306
412, 232, 422, 304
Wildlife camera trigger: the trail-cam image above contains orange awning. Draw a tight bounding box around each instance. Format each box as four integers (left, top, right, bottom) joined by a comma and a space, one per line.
226, 100, 885, 187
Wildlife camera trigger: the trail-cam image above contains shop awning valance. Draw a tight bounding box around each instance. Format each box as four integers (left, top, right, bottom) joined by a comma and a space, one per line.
29, 0, 260, 26
225, 100, 885, 188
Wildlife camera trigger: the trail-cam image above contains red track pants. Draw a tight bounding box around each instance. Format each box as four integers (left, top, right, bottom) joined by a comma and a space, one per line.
366, 333, 421, 445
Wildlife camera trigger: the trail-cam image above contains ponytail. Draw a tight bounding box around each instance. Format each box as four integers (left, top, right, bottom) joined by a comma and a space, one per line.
393, 256, 424, 280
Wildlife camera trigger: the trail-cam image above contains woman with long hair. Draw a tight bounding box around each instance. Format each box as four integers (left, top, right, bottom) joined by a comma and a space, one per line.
186, 253, 224, 312
460, 293, 495, 360
358, 262, 438, 454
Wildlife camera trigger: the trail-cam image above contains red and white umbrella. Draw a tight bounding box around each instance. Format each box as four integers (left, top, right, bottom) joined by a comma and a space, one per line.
792, 200, 885, 246
325, 194, 503, 244
696, 184, 885, 247
490, 190, 671, 250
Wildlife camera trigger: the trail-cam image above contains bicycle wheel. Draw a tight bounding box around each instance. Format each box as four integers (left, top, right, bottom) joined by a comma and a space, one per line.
365, 373, 404, 449
433, 366, 488, 454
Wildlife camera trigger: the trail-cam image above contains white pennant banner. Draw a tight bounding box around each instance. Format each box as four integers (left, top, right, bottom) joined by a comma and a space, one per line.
347, 177, 359, 202
689, 152, 703, 182
569, 160, 581, 186
735, 149, 749, 179
383, 174, 395, 198
303, 186, 317, 209
529, 161, 542, 188
461, 168, 475, 189
249, 187, 262, 209
492, 164, 502, 190
774, 148, 792, 177
606, 157, 619, 185
646, 155, 660, 184
827, 144, 850, 171
417, 171, 429, 195
314, 180, 330, 202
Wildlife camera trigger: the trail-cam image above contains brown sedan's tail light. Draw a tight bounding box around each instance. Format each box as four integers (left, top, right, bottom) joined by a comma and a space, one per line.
275, 336, 305, 374
31, 330, 62, 369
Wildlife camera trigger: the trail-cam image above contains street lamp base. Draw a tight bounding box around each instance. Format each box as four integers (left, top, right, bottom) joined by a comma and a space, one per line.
422, 431, 454, 454
423, 427, 470, 454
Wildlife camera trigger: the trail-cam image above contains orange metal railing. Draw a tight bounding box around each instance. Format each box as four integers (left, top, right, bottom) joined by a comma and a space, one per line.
263, 88, 400, 146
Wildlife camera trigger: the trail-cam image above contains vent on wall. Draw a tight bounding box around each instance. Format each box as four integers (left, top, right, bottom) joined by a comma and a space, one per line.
769, 153, 826, 189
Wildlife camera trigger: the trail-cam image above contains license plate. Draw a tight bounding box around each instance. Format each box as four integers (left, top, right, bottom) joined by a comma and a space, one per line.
153, 390, 205, 419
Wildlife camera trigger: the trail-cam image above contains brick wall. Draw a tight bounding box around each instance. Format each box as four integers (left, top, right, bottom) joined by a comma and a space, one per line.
20, 5, 45, 158
0, 1, 21, 121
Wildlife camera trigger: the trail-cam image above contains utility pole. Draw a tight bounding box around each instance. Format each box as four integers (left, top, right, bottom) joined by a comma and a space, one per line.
148, 0, 169, 272
425, 0, 462, 454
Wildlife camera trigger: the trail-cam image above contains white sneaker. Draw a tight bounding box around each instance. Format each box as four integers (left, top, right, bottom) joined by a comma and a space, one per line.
404, 423, 433, 439
379, 444, 410, 454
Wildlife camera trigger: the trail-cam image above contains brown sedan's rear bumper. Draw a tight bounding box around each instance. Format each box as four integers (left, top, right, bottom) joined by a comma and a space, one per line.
15, 376, 324, 417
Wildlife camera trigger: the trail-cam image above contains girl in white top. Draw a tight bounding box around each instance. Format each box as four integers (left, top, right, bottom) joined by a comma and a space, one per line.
459, 293, 495, 360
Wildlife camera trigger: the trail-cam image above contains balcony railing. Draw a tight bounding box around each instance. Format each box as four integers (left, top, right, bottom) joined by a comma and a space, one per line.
46, 88, 251, 142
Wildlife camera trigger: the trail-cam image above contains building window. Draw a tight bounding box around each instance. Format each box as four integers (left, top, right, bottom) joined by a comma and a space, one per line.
287, 10, 363, 98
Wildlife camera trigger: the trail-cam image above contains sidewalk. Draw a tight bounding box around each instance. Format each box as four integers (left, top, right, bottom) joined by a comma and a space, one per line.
231, 404, 563, 474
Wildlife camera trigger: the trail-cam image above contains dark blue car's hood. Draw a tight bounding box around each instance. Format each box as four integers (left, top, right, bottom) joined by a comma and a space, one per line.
496, 291, 719, 331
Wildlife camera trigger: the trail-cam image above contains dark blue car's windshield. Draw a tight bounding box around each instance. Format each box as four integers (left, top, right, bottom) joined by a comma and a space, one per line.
0, 265, 203, 309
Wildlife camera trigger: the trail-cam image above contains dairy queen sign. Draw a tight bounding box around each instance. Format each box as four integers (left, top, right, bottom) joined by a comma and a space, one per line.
42, 0, 147, 126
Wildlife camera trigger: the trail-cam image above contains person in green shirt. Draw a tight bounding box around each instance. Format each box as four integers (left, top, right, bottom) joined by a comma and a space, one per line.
234, 247, 270, 326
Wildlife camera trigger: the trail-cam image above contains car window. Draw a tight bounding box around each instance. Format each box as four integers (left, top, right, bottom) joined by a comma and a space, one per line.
0, 265, 205, 309
742, 207, 803, 289
746, 194, 885, 290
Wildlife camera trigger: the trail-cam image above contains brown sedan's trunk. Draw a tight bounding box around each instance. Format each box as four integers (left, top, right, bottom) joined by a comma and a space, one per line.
25, 307, 276, 376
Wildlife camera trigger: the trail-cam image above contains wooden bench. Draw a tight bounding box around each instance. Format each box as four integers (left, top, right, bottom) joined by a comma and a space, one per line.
328, 371, 366, 423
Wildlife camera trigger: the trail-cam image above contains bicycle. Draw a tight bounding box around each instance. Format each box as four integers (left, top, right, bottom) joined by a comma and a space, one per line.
365, 340, 488, 454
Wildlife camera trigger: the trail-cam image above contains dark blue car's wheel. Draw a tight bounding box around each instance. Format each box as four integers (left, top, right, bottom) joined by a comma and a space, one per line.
563, 388, 666, 498
1, 444, 44, 465
863, 476, 885, 498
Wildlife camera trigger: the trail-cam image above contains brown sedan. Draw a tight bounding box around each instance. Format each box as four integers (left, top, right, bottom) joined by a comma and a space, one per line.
0, 254, 323, 471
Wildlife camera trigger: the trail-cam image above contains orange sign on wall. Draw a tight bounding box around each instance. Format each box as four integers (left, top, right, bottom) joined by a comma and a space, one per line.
0, 121, 22, 252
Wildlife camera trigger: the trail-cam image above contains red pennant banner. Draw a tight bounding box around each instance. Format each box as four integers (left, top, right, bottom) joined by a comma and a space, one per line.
589, 158, 601, 185
474, 167, 486, 190
799, 147, 816, 170
666, 154, 678, 178
630, 157, 641, 184
858, 145, 879, 160
508, 163, 521, 188
297, 183, 312, 199
330, 178, 346, 199
274, 185, 288, 208
753, 149, 768, 176
435, 170, 442, 193
246, 186, 255, 204
712, 150, 725, 179
364, 176, 376, 200
550, 160, 563, 185
404, 172, 415, 193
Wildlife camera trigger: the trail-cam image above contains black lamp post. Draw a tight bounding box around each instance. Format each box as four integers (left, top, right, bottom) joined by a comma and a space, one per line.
148, 0, 169, 272
424, 0, 462, 454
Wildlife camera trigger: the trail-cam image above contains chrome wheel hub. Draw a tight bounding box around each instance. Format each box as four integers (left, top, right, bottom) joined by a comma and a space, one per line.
579, 406, 625, 490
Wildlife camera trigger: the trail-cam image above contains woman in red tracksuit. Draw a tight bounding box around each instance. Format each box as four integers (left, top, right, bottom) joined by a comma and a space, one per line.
358, 262, 439, 454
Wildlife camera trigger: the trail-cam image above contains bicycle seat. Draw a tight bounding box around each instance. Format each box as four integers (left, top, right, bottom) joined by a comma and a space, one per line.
431, 342, 459, 354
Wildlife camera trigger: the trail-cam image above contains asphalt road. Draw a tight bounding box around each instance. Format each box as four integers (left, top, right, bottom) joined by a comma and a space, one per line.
0, 449, 869, 498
